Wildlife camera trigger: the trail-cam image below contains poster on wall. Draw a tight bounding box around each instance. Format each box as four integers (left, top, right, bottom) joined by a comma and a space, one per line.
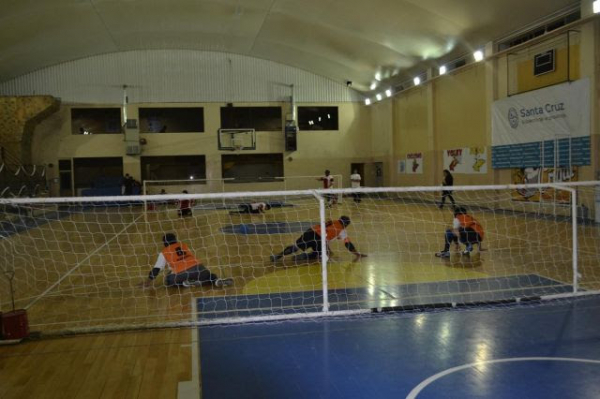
443, 147, 487, 174
405, 153, 423, 174
511, 166, 578, 203
397, 160, 406, 174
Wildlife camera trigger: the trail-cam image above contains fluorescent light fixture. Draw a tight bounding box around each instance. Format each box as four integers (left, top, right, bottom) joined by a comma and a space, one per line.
318, 117, 321, 121
375, 72, 382, 81
473, 50, 484, 62
594, 0, 600, 13
376, 93, 382, 101
413, 76, 421, 86
365, 98, 371, 105
439, 65, 447, 75
327, 114, 331, 119
370, 82, 377, 90
385, 89, 392, 97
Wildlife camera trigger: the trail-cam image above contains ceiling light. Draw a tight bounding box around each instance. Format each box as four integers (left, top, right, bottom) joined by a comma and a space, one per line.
594, 0, 600, 13
376, 94, 382, 101
413, 77, 421, 86
473, 50, 484, 62
370, 82, 377, 90
189, 175, 194, 180
365, 98, 371, 105
439, 65, 447, 75
375, 72, 382, 81
385, 89, 392, 97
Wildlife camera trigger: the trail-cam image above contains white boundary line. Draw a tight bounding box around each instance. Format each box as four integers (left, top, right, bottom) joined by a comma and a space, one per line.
178, 299, 201, 399
25, 213, 145, 310
406, 357, 600, 399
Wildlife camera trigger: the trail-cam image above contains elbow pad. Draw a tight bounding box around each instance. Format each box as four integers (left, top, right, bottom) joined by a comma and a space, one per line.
148, 267, 161, 280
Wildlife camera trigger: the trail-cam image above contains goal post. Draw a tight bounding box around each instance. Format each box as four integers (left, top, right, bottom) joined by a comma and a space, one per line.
0, 181, 599, 335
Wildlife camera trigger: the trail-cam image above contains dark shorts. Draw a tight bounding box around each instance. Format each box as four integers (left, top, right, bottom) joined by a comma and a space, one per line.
295, 230, 323, 253
178, 208, 192, 217
239, 204, 261, 214
458, 227, 482, 244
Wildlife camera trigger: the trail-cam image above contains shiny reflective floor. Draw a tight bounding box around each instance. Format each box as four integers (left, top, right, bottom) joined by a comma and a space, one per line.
200, 296, 600, 399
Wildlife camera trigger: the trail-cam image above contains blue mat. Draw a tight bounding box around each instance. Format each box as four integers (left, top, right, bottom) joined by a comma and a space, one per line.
197, 274, 573, 319
221, 221, 315, 235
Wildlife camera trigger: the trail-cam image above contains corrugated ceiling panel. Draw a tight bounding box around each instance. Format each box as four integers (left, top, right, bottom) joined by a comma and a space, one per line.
0, 50, 362, 104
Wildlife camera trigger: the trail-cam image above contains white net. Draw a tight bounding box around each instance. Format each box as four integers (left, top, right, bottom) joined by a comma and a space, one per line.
1, 182, 599, 335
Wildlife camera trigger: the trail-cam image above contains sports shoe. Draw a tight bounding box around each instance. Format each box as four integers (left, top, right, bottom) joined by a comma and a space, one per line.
182, 280, 203, 287
462, 244, 473, 255
435, 251, 450, 258
214, 278, 234, 288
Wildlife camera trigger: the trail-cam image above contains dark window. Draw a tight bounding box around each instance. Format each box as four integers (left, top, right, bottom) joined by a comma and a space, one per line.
139, 108, 204, 133
71, 108, 122, 134
73, 157, 123, 190
220, 107, 282, 131
221, 154, 283, 182
141, 156, 206, 181
298, 107, 339, 130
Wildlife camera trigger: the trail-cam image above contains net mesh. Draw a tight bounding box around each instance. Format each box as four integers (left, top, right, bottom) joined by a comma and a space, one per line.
0, 182, 599, 335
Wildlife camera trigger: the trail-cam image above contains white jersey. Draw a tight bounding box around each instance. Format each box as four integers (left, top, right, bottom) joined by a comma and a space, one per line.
250, 202, 266, 211
350, 173, 361, 188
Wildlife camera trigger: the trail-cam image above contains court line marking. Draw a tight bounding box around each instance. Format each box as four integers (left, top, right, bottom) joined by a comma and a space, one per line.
25, 213, 144, 310
406, 357, 600, 399
178, 298, 201, 399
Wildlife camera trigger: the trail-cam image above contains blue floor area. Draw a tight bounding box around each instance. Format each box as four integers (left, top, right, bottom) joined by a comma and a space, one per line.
197, 274, 573, 319
199, 295, 600, 399
221, 221, 315, 235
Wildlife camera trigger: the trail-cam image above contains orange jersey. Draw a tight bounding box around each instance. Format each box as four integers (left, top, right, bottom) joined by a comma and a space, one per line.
312, 220, 349, 242
161, 242, 199, 274
456, 214, 484, 240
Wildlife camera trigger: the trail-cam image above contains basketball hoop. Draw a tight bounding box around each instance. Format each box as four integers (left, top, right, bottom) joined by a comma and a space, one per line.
233, 144, 244, 154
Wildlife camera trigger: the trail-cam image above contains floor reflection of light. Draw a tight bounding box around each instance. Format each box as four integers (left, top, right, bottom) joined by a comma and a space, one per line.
473, 343, 491, 374
414, 314, 425, 330
438, 320, 451, 341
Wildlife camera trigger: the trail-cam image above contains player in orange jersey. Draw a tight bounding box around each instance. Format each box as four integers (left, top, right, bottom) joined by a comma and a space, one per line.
435, 207, 484, 257
270, 216, 365, 262
142, 233, 233, 288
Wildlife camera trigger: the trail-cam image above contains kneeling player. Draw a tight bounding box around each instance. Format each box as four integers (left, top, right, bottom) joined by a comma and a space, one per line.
142, 233, 233, 288
435, 207, 484, 257
270, 216, 365, 261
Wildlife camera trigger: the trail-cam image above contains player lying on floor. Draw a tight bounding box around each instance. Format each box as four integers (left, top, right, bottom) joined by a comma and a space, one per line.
435, 207, 485, 258
270, 216, 366, 262
230, 202, 271, 214
142, 233, 233, 288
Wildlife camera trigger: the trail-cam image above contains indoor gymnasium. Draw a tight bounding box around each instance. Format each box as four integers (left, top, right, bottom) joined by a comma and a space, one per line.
1, 1, 600, 398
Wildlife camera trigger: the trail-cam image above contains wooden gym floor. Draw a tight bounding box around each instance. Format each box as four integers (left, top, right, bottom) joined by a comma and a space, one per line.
1, 195, 599, 398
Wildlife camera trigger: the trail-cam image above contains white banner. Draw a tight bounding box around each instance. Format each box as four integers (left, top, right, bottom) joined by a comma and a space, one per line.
405, 153, 423, 174
443, 147, 487, 174
492, 78, 590, 146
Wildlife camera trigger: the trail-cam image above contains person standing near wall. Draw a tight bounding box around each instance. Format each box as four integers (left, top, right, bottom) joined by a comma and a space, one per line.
317, 170, 337, 206
438, 169, 455, 210
350, 170, 362, 203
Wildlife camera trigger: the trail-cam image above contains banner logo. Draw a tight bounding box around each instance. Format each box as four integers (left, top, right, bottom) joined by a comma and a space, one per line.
508, 107, 519, 129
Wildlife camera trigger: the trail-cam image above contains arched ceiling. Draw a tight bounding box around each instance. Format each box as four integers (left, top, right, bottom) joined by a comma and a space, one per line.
0, 0, 579, 91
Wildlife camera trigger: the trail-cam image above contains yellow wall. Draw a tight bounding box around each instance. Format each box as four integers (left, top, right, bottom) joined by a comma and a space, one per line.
392, 86, 432, 186
31, 102, 372, 194
433, 64, 492, 185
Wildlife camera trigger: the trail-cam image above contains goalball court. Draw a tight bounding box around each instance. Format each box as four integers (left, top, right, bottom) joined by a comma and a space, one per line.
1, 183, 600, 397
